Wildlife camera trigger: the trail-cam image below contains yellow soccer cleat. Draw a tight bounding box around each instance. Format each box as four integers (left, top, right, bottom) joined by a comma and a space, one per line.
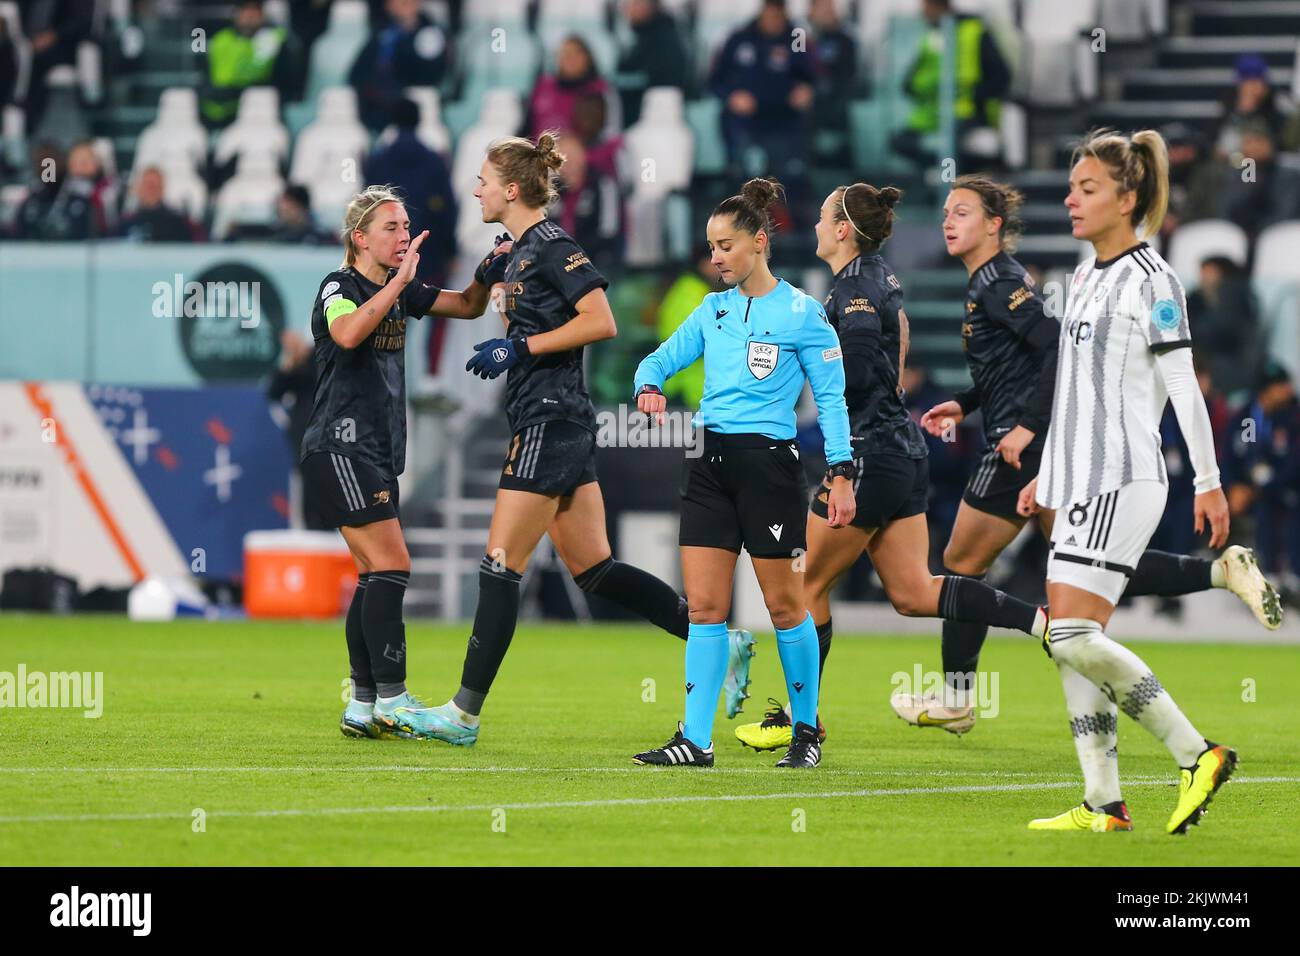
735, 699, 825, 752
1028, 802, 1133, 832
889, 693, 977, 735
1218, 546, 1283, 630
1167, 741, 1238, 835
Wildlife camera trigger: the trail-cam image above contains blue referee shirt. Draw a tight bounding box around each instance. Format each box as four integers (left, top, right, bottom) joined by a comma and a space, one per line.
634, 278, 853, 465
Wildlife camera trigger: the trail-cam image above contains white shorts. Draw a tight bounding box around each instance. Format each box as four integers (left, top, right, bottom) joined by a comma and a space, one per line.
1046, 480, 1167, 604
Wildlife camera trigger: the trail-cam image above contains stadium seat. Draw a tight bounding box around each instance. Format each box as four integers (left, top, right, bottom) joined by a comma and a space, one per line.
2, 104, 26, 173
1019, 0, 1100, 106
452, 89, 525, 255
1166, 220, 1249, 290
133, 87, 208, 176
213, 87, 290, 167
211, 151, 285, 239
302, 0, 370, 107
1253, 221, 1300, 378
155, 160, 209, 223
462, 0, 531, 28
403, 86, 452, 156
685, 98, 727, 176
289, 88, 370, 217
622, 87, 694, 266
452, 18, 541, 105
537, 0, 619, 76
0, 2, 31, 101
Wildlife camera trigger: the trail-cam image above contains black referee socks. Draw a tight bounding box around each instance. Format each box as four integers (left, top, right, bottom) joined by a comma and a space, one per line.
346, 573, 375, 703
1123, 550, 1214, 597
574, 556, 690, 640
456, 556, 524, 715
363, 570, 409, 698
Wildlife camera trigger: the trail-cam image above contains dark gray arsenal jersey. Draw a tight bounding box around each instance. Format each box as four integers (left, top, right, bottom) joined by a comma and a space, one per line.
500, 219, 609, 435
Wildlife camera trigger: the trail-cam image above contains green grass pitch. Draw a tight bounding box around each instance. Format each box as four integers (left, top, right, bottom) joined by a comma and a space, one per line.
1, 614, 1296, 866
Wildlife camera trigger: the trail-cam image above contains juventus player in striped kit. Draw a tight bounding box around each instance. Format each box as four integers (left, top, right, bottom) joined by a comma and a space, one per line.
891, 176, 1280, 737
1020, 129, 1242, 834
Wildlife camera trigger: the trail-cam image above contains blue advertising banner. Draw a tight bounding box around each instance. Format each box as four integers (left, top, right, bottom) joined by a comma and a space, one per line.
86, 383, 293, 580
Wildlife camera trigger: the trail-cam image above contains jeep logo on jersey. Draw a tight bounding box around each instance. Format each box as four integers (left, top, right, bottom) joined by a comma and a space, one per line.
747, 341, 779, 380
492, 347, 509, 363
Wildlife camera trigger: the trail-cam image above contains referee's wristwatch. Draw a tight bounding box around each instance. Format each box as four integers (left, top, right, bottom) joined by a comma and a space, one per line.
825, 460, 858, 482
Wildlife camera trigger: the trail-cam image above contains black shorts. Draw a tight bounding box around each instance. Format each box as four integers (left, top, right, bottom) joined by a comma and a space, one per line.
962, 437, 1044, 520
679, 430, 808, 559
809, 452, 929, 529
302, 451, 400, 529
499, 420, 598, 497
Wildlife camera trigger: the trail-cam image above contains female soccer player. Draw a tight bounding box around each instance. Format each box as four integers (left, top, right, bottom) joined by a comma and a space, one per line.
890, 175, 1281, 737
734, 182, 1051, 754
1021, 129, 1238, 834
302, 185, 510, 740
387, 133, 751, 746
627, 177, 860, 769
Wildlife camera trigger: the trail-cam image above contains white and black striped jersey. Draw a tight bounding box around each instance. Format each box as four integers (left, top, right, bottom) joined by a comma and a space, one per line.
1037, 242, 1196, 510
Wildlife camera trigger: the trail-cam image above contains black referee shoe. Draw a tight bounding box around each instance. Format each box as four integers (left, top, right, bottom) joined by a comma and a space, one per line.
775, 721, 822, 768
632, 722, 715, 767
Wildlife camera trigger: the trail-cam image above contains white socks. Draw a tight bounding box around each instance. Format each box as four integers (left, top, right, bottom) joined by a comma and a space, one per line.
1048, 618, 1206, 768
1058, 660, 1121, 807
1210, 556, 1227, 588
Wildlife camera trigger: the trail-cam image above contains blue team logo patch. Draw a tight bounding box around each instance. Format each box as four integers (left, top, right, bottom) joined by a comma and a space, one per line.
1153, 298, 1181, 331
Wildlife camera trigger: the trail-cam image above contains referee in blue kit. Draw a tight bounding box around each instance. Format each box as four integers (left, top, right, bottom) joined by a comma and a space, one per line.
630, 178, 857, 770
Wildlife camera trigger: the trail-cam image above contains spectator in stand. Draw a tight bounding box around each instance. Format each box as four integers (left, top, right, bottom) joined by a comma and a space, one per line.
1214, 54, 1286, 159
20, 0, 94, 132
809, 0, 857, 137
16, 140, 111, 239
571, 90, 622, 180
11, 142, 63, 239
614, 0, 688, 127
267, 184, 334, 245
708, 1, 816, 217
117, 167, 202, 243
530, 36, 617, 141
554, 132, 621, 264
1160, 122, 1220, 241
349, 0, 449, 133
1216, 121, 1300, 240
363, 98, 456, 283
1224, 362, 1300, 587
1186, 256, 1263, 404
200, 0, 290, 127
891, 0, 1010, 173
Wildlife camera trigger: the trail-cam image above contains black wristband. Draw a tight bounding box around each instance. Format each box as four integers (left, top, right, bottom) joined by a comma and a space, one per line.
635, 383, 663, 398
512, 335, 531, 358
826, 460, 858, 482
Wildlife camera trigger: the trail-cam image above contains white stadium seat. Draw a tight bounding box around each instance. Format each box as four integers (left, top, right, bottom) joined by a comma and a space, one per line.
1020, 0, 1100, 106
212, 151, 285, 239
289, 88, 370, 216
452, 89, 525, 258
403, 86, 452, 156
303, 0, 370, 107
1166, 220, 1249, 291
213, 87, 290, 167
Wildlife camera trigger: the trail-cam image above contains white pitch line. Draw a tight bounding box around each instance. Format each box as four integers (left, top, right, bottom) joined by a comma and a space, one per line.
0, 766, 1103, 777
0, 777, 1293, 826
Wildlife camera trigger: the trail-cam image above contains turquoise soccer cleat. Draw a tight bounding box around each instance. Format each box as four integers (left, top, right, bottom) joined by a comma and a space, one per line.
370, 692, 431, 740
339, 699, 381, 739
723, 628, 756, 719
388, 701, 479, 746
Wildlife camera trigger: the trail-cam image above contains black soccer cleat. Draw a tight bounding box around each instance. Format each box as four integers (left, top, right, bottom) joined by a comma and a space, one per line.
775, 721, 823, 768
632, 721, 715, 767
